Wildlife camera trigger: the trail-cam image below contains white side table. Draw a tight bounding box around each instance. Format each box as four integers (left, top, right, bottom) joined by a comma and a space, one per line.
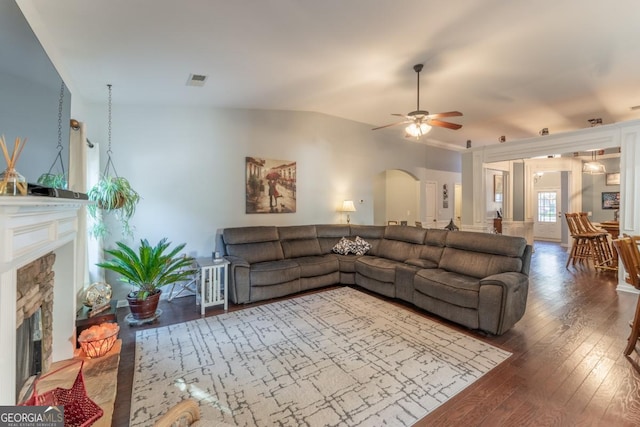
195, 257, 230, 316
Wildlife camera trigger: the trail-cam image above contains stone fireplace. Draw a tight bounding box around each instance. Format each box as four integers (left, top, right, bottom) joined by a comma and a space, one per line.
0, 198, 88, 404
15, 253, 55, 399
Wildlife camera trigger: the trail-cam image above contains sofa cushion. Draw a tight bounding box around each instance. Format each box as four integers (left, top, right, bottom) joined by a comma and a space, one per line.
425, 229, 449, 246
376, 239, 424, 262
439, 248, 523, 278
317, 224, 351, 253
249, 260, 300, 286
281, 238, 322, 258
226, 241, 284, 264
277, 225, 322, 258
349, 225, 385, 239
293, 255, 339, 277
355, 256, 403, 283
335, 253, 359, 272
223, 226, 284, 264
418, 245, 445, 264
223, 226, 279, 244
383, 225, 427, 244
445, 231, 526, 257
405, 258, 439, 269
414, 268, 480, 309
349, 225, 385, 255
278, 225, 317, 240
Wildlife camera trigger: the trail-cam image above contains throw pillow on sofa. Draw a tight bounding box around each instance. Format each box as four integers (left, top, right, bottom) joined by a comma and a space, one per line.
332, 237, 355, 255
353, 236, 372, 255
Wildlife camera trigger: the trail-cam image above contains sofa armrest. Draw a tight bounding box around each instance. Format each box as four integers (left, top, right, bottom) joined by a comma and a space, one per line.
478, 272, 529, 335
396, 264, 420, 303
224, 255, 249, 268
480, 271, 528, 290
225, 255, 251, 303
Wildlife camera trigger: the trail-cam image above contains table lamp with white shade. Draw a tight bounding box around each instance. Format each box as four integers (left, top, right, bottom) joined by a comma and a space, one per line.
341, 200, 356, 224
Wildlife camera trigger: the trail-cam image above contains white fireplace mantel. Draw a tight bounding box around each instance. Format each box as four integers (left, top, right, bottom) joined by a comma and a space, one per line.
0, 197, 90, 404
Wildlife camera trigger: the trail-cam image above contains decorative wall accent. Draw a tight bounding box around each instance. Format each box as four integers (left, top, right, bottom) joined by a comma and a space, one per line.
606, 172, 620, 185
602, 191, 620, 210
493, 174, 503, 202
246, 157, 296, 214
442, 184, 448, 208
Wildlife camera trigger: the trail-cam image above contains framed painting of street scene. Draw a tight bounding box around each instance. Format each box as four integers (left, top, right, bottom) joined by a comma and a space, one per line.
246, 157, 297, 213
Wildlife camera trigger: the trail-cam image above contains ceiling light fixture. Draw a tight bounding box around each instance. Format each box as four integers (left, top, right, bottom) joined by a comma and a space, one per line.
533, 172, 544, 183
582, 150, 606, 175
405, 122, 431, 138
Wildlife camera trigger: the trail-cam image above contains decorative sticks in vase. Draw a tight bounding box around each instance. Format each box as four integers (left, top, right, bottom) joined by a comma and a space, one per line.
0, 135, 28, 196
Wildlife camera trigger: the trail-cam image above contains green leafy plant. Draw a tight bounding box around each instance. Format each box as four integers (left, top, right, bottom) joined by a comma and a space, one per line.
88, 176, 141, 238
97, 238, 195, 301
37, 173, 68, 189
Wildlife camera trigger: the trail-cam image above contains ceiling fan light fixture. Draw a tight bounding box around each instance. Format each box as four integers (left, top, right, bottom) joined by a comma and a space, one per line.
372, 64, 462, 135
405, 122, 431, 138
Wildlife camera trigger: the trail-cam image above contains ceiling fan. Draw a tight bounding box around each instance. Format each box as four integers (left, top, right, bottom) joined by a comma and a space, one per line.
372, 64, 463, 138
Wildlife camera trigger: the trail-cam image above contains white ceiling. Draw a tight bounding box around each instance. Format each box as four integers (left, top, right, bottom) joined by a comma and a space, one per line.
19, 0, 640, 149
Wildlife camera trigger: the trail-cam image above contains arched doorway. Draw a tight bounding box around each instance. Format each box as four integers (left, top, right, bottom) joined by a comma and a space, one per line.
373, 169, 419, 225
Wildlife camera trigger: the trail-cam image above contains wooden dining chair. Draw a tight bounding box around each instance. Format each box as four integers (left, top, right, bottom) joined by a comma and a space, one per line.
578, 212, 616, 270
565, 213, 596, 268
612, 237, 640, 355
565, 213, 614, 271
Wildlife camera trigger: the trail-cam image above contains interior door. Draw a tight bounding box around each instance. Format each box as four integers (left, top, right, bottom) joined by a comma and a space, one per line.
454, 183, 462, 227
534, 189, 561, 241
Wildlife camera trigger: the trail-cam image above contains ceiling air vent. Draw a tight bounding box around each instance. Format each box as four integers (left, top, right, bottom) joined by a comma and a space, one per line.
186, 74, 208, 87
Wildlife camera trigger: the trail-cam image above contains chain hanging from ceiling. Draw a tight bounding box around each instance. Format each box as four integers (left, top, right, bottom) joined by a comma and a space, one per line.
102, 84, 120, 178
38, 81, 68, 189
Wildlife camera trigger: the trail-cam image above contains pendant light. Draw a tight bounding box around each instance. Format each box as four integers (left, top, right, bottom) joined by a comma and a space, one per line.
582, 151, 606, 175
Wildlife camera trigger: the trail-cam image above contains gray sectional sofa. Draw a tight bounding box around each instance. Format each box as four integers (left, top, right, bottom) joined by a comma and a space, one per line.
219, 224, 532, 335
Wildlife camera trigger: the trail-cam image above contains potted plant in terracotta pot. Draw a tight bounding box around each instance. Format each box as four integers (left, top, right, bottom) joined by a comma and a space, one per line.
97, 238, 195, 321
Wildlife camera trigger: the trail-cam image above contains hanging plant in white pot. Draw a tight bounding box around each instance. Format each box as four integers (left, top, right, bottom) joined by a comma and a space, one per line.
88, 84, 141, 238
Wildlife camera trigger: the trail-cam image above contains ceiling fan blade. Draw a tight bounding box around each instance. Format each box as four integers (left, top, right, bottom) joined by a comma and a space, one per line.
372, 120, 410, 131
428, 119, 462, 130
427, 111, 463, 119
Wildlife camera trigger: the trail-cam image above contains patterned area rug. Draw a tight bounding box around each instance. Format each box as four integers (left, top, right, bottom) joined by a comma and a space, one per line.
130, 287, 510, 426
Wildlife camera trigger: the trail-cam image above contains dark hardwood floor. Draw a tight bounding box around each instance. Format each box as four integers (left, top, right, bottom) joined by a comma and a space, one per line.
112, 241, 640, 426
